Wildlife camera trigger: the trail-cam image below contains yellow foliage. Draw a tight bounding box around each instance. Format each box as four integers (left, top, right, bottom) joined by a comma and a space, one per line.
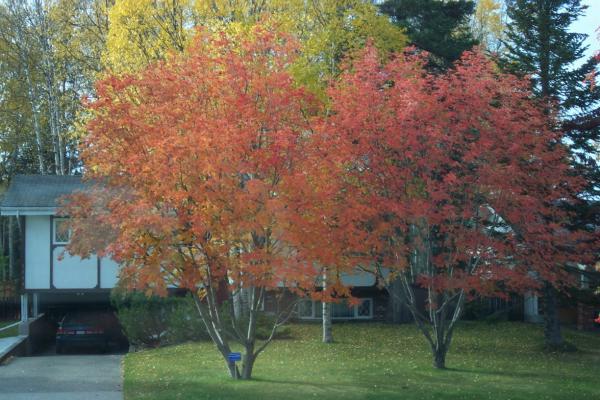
104, 0, 194, 73
472, 0, 505, 51
103, 0, 407, 96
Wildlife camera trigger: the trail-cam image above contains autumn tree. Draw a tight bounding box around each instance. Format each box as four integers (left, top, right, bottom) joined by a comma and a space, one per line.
471, 0, 506, 52
104, 1, 406, 93
64, 27, 352, 380
315, 46, 594, 369
0, 0, 111, 177
103, 0, 190, 73
100, 1, 405, 345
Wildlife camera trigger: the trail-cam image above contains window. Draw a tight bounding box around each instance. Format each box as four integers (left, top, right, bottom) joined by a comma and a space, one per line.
297, 298, 373, 320
53, 218, 72, 244
357, 299, 373, 318
297, 300, 313, 318
332, 301, 355, 318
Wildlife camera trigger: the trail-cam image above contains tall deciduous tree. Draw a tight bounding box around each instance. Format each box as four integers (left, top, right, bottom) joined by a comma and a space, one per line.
103, 0, 190, 73
64, 27, 351, 380
0, 0, 110, 177
0, 0, 47, 175
314, 46, 594, 369
502, 0, 600, 348
471, 0, 506, 52
103, 1, 406, 93
101, 0, 405, 345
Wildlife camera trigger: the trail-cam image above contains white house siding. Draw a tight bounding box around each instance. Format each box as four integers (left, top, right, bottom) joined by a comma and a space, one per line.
100, 258, 120, 289
52, 248, 98, 289
524, 292, 543, 323
25, 216, 51, 289
24, 215, 122, 290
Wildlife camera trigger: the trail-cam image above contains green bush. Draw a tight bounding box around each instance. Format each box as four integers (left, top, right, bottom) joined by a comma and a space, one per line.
218, 300, 292, 340
164, 297, 210, 344
111, 291, 291, 349
111, 291, 208, 349
255, 312, 292, 340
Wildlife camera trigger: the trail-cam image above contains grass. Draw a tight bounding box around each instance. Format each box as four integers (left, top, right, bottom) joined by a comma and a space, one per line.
124, 322, 600, 400
0, 320, 19, 338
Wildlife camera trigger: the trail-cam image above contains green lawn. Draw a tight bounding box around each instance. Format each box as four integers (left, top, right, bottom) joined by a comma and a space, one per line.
124, 322, 600, 400
0, 320, 18, 338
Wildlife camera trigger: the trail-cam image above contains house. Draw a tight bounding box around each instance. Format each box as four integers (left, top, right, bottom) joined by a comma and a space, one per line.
5, 174, 564, 326
1, 175, 389, 322
0, 175, 120, 321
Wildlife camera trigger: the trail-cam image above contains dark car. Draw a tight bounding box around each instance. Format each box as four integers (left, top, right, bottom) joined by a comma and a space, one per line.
56, 311, 119, 354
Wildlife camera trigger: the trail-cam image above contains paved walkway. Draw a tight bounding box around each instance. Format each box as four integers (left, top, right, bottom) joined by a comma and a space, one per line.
0, 335, 27, 362
0, 353, 123, 400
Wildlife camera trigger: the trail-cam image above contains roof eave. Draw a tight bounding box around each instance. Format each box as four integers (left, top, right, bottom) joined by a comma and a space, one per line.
0, 207, 57, 216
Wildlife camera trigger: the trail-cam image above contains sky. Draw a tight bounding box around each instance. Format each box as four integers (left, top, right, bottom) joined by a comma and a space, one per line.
571, 0, 599, 60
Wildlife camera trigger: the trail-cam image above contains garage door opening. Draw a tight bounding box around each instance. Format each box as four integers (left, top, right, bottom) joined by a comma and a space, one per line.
54, 309, 127, 355
25, 292, 128, 356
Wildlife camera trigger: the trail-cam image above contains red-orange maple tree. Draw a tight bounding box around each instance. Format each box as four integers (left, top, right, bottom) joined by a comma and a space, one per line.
64, 27, 350, 379
313, 46, 596, 369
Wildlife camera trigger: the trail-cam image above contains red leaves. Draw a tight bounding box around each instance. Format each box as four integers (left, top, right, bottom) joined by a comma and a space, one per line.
314, 45, 595, 298
65, 24, 596, 310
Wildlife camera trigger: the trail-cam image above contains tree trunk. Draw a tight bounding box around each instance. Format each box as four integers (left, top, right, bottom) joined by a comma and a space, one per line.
388, 278, 404, 323
226, 360, 240, 379
35, 0, 65, 175
241, 349, 255, 380
542, 281, 563, 347
22, 50, 45, 175
433, 345, 448, 369
322, 301, 333, 343
322, 268, 333, 343
241, 288, 259, 379
191, 291, 239, 379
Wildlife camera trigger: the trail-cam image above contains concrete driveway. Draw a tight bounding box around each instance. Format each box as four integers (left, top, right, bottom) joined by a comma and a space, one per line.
0, 353, 123, 400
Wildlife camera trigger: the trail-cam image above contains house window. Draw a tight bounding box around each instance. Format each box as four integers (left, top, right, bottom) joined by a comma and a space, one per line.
332, 301, 355, 318
297, 298, 373, 320
53, 218, 72, 244
357, 298, 373, 318
297, 300, 314, 318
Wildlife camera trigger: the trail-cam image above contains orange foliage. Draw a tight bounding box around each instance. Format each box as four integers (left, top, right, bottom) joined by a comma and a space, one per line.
63, 24, 598, 372
66, 27, 348, 299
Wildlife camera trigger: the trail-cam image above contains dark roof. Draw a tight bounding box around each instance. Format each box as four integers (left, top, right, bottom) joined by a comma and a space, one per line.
1, 175, 87, 209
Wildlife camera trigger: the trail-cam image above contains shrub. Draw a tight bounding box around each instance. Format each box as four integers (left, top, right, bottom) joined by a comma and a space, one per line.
217, 300, 292, 340
164, 297, 210, 344
111, 291, 208, 349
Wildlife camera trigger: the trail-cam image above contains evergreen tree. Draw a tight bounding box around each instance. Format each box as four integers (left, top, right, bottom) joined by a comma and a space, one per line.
503, 0, 589, 99
502, 0, 600, 348
379, 0, 477, 67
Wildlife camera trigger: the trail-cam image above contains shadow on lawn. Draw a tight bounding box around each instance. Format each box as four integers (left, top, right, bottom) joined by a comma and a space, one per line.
126, 378, 354, 400
251, 377, 343, 388
445, 367, 578, 381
